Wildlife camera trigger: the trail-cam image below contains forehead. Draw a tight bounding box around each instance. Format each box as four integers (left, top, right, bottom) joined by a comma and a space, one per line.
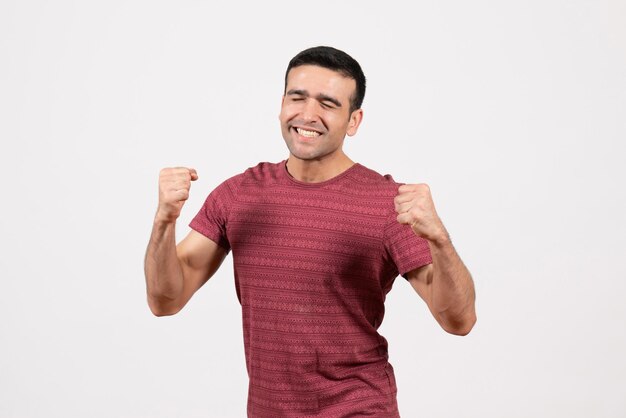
286, 65, 356, 102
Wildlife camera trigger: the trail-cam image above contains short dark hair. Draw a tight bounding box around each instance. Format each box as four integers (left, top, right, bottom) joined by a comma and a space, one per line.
285, 46, 366, 113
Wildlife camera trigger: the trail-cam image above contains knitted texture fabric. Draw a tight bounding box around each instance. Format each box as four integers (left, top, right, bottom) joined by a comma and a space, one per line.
190, 160, 432, 417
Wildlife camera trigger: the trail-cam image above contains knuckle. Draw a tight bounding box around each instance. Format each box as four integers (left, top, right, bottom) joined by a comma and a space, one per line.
168, 167, 186, 178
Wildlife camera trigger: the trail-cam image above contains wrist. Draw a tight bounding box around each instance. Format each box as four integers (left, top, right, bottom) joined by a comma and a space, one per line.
154, 209, 178, 226
429, 227, 451, 248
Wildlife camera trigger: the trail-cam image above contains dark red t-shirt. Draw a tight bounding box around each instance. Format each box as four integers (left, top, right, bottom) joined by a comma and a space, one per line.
190, 160, 432, 417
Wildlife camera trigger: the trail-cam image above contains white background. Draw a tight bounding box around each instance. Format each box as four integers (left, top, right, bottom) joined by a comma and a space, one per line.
1, 1, 625, 417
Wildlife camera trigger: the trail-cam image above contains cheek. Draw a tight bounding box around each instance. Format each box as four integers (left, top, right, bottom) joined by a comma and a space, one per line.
327, 114, 349, 132
279, 104, 298, 123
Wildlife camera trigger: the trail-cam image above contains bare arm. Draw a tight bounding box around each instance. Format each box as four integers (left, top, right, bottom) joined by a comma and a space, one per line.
143, 167, 228, 316
405, 236, 476, 335
395, 183, 477, 335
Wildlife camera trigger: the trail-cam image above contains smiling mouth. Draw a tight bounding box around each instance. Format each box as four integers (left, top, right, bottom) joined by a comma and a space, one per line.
294, 127, 322, 138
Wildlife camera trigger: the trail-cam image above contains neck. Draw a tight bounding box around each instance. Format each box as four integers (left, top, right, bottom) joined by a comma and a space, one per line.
286, 153, 355, 183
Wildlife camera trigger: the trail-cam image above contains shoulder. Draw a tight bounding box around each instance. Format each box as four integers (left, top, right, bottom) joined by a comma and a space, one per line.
348, 163, 403, 196
352, 163, 399, 183
216, 161, 282, 190
241, 160, 283, 184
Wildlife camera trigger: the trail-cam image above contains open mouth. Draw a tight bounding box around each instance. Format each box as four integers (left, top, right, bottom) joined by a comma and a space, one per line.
293, 127, 322, 139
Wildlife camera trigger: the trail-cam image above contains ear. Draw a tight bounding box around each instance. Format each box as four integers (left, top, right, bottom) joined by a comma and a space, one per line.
346, 109, 364, 137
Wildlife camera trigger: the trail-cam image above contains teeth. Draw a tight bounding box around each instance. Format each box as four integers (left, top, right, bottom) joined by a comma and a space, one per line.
296, 128, 321, 138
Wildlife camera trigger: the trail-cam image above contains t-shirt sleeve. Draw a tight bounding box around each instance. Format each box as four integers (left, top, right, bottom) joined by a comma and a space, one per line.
383, 211, 433, 279
188, 174, 241, 252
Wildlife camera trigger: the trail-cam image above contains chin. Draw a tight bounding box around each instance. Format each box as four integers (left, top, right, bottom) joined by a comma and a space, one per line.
282, 140, 313, 160
288, 149, 321, 161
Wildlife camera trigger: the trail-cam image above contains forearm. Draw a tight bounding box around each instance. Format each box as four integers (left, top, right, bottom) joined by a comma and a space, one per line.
429, 234, 476, 332
144, 218, 185, 304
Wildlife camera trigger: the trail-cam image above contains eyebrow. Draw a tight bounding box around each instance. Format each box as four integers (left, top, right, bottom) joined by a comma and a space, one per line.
286, 89, 342, 108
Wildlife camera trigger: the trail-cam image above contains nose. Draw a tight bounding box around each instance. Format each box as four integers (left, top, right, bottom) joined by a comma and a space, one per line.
300, 98, 319, 122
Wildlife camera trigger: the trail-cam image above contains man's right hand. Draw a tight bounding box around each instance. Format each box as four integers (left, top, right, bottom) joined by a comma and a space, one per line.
146, 166, 226, 316
156, 167, 198, 223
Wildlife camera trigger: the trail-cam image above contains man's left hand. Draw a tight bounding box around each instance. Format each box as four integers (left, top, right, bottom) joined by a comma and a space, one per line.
394, 183, 448, 244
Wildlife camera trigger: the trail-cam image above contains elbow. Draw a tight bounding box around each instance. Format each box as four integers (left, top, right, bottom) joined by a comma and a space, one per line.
147, 295, 182, 317
446, 322, 475, 336
150, 307, 179, 317
441, 311, 477, 336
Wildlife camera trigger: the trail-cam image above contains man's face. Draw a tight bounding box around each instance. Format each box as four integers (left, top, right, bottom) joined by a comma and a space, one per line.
280, 65, 362, 162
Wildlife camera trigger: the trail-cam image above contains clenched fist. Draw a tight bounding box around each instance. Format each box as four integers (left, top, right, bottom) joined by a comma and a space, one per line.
394, 183, 448, 244
155, 167, 198, 223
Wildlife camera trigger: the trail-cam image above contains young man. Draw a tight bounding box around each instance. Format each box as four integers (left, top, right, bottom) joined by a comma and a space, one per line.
144, 46, 476, 417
